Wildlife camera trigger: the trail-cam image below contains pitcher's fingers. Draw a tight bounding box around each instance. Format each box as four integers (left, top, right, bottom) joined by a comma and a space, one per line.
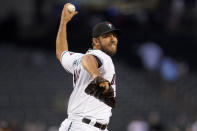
71, 11, 78, 17
99, 82, 109, 93
99, 82, 109, 87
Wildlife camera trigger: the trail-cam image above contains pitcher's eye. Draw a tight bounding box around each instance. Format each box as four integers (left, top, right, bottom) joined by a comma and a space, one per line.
112, 33, 117, 37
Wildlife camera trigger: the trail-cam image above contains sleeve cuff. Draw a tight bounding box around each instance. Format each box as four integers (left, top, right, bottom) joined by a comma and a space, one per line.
60, 51, 69, 63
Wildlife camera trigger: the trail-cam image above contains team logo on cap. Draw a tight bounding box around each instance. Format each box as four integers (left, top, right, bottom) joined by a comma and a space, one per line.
106, 22, 113, 29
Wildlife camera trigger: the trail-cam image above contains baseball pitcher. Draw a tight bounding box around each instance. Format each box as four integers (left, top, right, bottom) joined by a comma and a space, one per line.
56, 3, 120, 131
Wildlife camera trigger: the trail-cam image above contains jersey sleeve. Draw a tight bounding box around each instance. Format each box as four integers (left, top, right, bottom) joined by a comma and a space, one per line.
60, 51, 83, 74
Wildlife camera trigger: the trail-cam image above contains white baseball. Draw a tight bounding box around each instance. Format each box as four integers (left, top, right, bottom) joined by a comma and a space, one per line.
67, 4, 75, 13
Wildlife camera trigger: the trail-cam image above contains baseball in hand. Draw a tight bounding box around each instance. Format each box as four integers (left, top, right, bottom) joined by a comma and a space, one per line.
67, 4, 75, 13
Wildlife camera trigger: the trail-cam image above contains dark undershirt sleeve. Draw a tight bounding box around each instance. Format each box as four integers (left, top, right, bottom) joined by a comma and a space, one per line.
93, 55, 102, 68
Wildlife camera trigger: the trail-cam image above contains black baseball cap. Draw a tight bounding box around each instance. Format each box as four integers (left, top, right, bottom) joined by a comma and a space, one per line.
92, 21, 120, 38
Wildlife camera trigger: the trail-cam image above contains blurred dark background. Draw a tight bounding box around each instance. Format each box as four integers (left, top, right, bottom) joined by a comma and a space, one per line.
0, 0, 197, 131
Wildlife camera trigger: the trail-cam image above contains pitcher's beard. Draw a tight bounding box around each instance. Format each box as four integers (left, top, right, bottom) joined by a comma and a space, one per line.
100, 45, 117, 57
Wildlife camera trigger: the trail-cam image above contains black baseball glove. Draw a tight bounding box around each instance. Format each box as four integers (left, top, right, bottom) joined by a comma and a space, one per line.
85, 76, 116, 108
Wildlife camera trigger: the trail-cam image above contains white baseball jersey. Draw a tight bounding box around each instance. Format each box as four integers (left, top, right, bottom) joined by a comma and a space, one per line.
60, 49, 116, 124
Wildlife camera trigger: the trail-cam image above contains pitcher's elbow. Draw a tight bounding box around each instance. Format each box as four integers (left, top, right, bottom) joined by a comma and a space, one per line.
56, 50, 61, 61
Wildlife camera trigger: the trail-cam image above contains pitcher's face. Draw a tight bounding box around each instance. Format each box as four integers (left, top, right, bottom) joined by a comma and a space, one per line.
97, 32, 118, 56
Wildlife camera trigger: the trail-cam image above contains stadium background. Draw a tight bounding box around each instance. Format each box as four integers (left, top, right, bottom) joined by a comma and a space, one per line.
0, 0, 197, 131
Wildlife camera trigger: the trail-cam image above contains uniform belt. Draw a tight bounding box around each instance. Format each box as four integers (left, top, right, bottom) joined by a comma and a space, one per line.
82, 118, 107, 130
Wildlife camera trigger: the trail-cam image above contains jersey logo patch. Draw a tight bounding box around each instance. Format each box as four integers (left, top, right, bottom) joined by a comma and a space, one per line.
73, 59, 81, 67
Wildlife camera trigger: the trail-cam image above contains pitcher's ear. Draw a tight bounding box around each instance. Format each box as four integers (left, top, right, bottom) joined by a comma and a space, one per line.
92, 38, 99, 46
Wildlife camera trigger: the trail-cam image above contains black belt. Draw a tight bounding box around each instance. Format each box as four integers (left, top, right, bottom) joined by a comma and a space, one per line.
82, 118, 107, 130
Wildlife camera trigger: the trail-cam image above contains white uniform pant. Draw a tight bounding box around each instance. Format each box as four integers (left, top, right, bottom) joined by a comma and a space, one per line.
59, 118, 109, 131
